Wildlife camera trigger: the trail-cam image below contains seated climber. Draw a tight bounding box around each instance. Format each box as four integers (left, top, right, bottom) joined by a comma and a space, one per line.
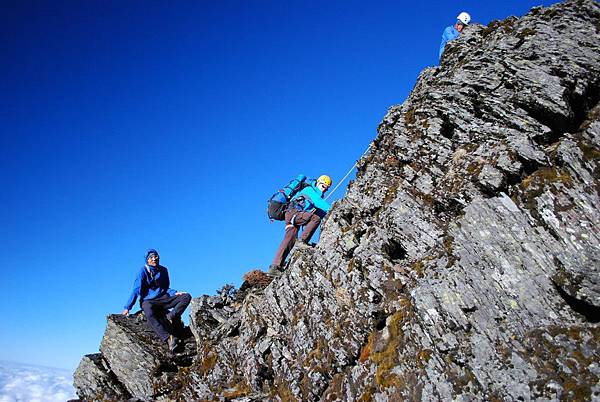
439, 11, 471, 61
269, 175, 332, 275
122, 249, 192, 353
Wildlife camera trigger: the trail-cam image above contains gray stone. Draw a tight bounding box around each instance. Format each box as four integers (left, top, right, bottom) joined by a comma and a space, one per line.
74, 313, 196, 400
73, 353, 130, 401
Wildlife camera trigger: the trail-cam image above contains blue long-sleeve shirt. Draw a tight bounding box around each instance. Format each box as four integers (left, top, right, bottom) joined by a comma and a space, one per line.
123, 264, 176, 310
439, 25, 460, 60
292, 181, 331, 213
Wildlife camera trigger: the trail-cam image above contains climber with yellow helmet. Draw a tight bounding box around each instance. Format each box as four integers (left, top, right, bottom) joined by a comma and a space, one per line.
269, 174, 332, 276
439, 11, 471, 61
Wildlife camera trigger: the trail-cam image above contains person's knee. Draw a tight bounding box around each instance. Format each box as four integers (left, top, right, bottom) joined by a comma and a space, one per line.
141, 301, 153, 315
181, 293, 192, 304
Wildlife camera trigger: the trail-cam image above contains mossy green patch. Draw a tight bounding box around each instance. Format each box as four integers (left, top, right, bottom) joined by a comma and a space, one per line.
384, 156, 403, 170
368, 298, 414, 389
348, 258, 355, 273
447, 364, 478, 395
466, 162, 483, 176
198, 350, 217, 376
516, 27, 537, 40
300, 337, 338, 399
579, 141, 600, 162
322, 374, 345, 402
526, 326, 600, 400
405, 108, 416, 126
416, 349, 433, 369
269, 379, 298, 402
412, 260, 425, 278
357, 387, 376, 402
383, 184, 398, 205
518, 167, 572, 212
482, 18, 515, 38
444, 235, 456, 267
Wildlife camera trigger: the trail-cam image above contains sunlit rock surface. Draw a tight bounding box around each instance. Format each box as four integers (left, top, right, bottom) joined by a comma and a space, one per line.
74, 1, 600, 400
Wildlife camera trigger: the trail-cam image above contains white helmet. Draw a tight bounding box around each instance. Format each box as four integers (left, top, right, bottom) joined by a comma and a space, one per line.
457, 12, 471, 25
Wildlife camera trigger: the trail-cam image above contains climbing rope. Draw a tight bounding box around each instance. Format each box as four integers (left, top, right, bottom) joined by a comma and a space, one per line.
325, 143, 372, 201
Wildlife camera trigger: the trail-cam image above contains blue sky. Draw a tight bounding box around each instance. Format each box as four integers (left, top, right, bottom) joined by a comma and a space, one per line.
1, 0, 558, 371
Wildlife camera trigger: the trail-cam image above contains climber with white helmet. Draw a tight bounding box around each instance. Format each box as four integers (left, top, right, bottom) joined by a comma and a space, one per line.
439, 11, 471, 61
269, 175, 332, 276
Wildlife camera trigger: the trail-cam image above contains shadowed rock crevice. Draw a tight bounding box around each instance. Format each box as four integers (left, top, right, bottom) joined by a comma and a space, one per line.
432, 197, 467, 222
383, 238, 407, 262
527, 79, 600, 148
555, 283, 600, 323
439, 117, 456, 141
566, 80, 600, 132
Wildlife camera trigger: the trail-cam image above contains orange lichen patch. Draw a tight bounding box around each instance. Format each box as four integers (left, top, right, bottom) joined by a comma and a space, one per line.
223, 379, 252, 399
270, 378, 299, 402
359, 332, 375, 363
243, 269, 273, 287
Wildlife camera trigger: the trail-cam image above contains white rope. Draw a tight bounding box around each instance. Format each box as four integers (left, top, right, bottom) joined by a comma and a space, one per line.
325, 143, 372, 200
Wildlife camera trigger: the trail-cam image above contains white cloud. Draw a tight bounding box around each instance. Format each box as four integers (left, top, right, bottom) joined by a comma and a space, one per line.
0, 361, 76, 402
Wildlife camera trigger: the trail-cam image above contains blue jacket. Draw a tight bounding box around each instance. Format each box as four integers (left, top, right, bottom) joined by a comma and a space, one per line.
439, 25, 460, 60
291, 180, 331, 213
123, 264, 176, 310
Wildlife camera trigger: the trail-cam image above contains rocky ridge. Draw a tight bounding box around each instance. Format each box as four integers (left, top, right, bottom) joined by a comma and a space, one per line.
74, 1, 600, 400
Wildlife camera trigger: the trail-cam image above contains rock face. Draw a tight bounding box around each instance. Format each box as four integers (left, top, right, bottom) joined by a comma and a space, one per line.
74, 1, 600, 400
75, 313, 196, 401
73, 354, 130, 401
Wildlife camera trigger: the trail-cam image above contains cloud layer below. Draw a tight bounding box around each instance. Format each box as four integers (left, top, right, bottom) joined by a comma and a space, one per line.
0, 361, 76, 402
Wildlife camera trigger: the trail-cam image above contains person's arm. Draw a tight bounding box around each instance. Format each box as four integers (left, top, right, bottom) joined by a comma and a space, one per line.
281, 174, 307, 199
439, 26, 455, 60
122, 270, 143, 315
303, 187, 331, 213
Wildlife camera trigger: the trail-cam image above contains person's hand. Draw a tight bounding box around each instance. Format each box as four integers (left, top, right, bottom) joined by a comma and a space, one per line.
175, 292, 188, 296
122, 309, 129, 316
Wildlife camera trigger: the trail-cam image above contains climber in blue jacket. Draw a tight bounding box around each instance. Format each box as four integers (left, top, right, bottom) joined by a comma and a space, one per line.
122, 249, 191, 353
269, 175, 332, 275
439, 11, 471, 61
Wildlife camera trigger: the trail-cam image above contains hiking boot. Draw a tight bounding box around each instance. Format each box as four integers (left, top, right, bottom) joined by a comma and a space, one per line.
267, 264, 283, 277
295, 240, 313, 250
166, 312, 178, 324
167, 335, 179, 353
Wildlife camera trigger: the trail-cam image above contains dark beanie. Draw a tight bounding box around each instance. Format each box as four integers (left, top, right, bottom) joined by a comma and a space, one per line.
145, 249, 159, 260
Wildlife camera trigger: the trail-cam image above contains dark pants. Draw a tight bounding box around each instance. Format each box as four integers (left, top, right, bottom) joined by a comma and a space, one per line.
141, 293, 192, 341
271, 209, 321, 268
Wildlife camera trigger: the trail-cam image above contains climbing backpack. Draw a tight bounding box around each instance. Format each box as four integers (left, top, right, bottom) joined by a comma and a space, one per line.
267, 174, 308, 221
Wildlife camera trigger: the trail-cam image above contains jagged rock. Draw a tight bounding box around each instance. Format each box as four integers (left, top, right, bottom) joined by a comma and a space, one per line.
75, 313, 196, 400
73, 353, 130, 401
75, 1, 600, 400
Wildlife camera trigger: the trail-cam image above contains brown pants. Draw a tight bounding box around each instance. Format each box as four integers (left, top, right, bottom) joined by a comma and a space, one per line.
271, 209, 321, 268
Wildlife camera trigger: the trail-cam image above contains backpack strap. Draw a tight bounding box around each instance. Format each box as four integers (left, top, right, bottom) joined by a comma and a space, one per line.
278, 189, 291, 201
145, 264, 156, 284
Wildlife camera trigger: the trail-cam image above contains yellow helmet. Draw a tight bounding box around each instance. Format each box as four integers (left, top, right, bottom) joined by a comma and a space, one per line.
317, 175, 332, 188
